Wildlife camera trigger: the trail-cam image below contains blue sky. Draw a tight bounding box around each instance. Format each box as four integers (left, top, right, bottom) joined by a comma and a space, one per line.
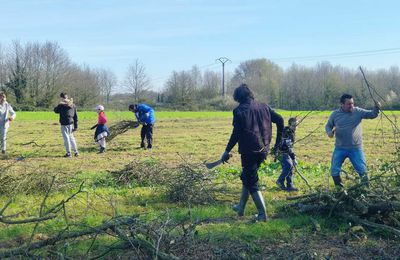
1, 0, 400, 91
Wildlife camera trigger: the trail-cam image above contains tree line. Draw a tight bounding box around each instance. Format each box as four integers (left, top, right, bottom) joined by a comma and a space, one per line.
165, 59, 400, 110
1, 40, 400, 110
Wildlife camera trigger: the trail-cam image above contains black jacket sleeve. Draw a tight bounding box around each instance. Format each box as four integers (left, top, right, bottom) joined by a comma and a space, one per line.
54, 105, 60, 114
225, 110, 240, 152
270, 108, 284, 149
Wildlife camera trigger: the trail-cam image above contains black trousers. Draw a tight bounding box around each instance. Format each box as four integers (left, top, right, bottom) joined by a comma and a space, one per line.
140, 124, 153, 148
240, 153, 267, 193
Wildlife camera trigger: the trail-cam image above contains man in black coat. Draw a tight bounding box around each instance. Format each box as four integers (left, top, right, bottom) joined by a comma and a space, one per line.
221, 84, 283, 221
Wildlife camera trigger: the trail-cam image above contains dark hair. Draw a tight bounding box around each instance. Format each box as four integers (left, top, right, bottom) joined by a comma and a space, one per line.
128, 104, 137, 111
340, 94, 353, 104
233, 84, 254, 103
60, 92, 68, 98
288, 117, 297, 126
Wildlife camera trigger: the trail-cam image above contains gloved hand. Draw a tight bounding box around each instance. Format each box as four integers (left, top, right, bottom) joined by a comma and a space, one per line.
272, 146, 279, 157
221, 151, 230, 163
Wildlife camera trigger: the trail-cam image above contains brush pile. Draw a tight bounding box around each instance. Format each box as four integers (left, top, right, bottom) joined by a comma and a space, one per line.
163, 163, 227, 205
110, 159, 228, 205
107, 120, 140, 141
286, 166, 400, 236
111, 160, 167, 187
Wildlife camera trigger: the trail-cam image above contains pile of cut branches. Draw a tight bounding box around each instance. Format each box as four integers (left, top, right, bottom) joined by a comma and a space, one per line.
110, 159, 229, 205
110, 160, 168, 187
163, 162, 228, 205
107, 120, 140, 141
286, 172, 400, 236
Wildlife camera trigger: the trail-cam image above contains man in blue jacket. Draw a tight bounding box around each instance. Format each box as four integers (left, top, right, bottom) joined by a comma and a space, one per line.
129, 103, 155, 149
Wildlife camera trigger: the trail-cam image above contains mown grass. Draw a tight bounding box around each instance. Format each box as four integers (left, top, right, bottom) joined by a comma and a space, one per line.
0, 110, 398, 257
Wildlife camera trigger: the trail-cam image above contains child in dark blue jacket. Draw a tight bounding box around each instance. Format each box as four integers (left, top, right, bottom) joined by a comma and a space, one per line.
276, 117, 299, 192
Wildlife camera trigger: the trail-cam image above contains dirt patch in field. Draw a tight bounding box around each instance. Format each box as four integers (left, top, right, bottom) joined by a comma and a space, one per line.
165, 233, 400, 259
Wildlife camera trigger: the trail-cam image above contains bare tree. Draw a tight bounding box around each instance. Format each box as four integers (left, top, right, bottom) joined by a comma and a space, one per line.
164, 70, 196, 106
200, 70, 220, 99
0, 44, 6, 91
4, 40, 28, 104
24, 41, 71, 107
231, 58, 283, 106
37, 42, 71, 107
125, 59, 151, 102
97, 68, 117, 105
66, 65, 101, 108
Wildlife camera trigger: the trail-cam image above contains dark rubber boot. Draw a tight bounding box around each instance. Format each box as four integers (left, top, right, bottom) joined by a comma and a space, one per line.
332, 175, 344, 188
251, 191, 267, 222
360, 173, 369, 187
232, 186, 249, 216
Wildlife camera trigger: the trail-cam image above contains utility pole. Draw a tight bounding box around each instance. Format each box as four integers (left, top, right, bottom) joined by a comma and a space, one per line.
216, 57, 231, 97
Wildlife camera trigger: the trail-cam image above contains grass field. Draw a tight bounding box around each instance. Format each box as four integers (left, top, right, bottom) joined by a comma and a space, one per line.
0, 110, 399, 258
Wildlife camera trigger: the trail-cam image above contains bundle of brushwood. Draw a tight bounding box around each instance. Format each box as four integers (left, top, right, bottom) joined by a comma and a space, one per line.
110, 159, 229, 206
286, 172, 400, 236
107, 120, 140, 141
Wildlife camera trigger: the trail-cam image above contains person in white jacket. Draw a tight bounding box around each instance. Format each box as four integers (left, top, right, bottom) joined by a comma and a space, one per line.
0, 92, 16, 154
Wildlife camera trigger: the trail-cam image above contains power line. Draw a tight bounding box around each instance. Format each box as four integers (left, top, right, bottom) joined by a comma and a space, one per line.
148, 47, 400, 88
270, 47, 400, 62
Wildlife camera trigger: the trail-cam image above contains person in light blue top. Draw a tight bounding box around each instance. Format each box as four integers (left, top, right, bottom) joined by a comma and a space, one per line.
129, 103, 155, 149
325, 94, 380, 187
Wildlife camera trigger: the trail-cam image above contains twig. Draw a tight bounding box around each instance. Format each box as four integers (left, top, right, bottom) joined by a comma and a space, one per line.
293, 165, 312, 191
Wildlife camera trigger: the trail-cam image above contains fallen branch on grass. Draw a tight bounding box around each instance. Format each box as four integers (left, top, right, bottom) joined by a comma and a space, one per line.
285, 172, 400, 236
107, 120, 140, 142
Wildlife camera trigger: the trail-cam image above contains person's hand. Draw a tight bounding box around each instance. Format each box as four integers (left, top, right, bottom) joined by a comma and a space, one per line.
221, 151, 230, 163
328, 127, 335, 138
8, 117, 13, 122
271, 146, 279, 157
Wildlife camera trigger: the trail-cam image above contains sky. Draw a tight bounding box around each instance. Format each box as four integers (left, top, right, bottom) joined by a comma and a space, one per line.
1, 0, 400, 91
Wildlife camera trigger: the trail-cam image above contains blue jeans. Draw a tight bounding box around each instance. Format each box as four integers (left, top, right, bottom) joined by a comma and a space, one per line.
277, 154, 294, 187
331, 147, 367, 177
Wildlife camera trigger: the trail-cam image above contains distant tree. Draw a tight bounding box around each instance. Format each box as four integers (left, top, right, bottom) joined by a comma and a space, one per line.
0, 44, 7, 91
4, 41, 28, 104
67, 65, 101, 108
97, 68, 117, 105
125, 59, 151, 102
31, 41, 71, 107
281, 64, 314, 110
199, 70, 220, 99
164, 69, 200, 107
231, 58, 283, 107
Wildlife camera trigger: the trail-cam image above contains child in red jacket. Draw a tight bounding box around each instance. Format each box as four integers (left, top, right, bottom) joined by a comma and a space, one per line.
91, 105, 109, 153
